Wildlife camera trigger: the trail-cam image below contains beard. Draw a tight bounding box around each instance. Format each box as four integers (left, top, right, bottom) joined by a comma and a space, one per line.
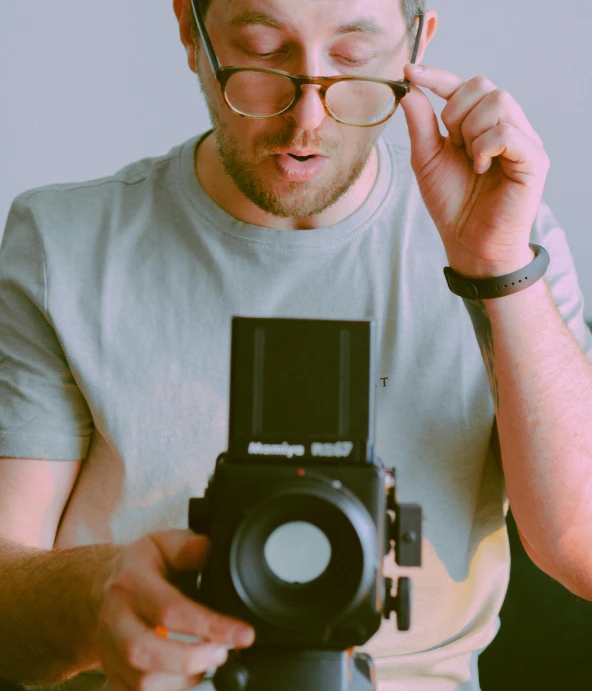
206, 105, 380, 219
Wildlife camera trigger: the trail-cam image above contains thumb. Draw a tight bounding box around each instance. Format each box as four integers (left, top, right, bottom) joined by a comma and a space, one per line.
399, 72, 444, 171
149, 529, 212, 571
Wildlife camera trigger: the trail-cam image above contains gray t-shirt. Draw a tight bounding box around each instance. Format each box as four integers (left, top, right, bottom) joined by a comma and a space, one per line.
1, 132, 591, 691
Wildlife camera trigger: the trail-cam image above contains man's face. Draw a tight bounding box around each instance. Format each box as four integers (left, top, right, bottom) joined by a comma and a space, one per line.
193, 0, 412, 219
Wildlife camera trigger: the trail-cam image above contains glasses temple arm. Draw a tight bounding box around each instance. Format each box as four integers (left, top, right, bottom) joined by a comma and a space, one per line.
190, 0, 221, 74
410, 11, 425, 65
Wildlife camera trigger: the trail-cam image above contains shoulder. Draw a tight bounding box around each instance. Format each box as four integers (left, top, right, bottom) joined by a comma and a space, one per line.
13, 137, 198, 219
2, 136, 202, 262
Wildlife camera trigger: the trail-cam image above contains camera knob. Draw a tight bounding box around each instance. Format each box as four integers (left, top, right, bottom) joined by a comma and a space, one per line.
188, 497, 211, 536
383, 577, 411, 632
213, 654, 249, 691
385, 470, 397, 512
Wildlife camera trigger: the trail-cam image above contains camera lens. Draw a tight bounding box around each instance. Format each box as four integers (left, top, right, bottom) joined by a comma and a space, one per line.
229, 479, 376, 629
264, 521, 332, 584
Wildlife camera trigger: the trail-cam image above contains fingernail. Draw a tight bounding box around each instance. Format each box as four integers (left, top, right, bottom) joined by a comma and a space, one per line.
234, 628, 255, 646
211, 645, 229, 665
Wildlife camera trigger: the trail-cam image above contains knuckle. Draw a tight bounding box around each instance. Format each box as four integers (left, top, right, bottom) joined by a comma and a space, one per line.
203, 614, 228, 639
185, 646, 225, 676
124, 636, 152, 668
159, 603, 183, 629
128, 642, 152, 670
181, 653, 201, 677
107, 568, 136, 596
460, 119, 474, 139
440, 106, 453, 126
490, 88, 510, 106
470, 75, 492, 92
97, 585, 126, 628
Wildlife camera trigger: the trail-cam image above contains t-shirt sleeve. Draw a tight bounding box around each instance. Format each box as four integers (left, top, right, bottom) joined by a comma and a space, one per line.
532, 200, 592, 362
0, 194, 94, 460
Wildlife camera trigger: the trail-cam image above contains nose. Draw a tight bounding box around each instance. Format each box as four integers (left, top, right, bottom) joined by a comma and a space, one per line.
282, 83, 327, 131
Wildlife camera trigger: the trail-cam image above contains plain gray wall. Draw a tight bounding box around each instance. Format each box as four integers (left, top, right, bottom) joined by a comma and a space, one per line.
2, 0, 591, 319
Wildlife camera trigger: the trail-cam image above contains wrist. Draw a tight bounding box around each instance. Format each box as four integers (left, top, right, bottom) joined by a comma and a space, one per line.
447, 247, 536, 280
90, 545, 124, 623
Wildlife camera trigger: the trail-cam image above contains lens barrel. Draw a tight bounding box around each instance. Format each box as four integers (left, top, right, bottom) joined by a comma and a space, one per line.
229, 477, 377, 630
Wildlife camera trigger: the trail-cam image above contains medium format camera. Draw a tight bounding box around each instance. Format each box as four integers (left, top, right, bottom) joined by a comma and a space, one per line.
188, 317, 422, 691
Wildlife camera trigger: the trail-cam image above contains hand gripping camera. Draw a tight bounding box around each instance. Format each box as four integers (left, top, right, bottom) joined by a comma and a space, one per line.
188, 317, 422, 691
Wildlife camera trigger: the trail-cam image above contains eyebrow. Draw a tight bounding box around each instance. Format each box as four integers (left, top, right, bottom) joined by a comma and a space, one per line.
335, 19, 386, 36
228, 11, 387, 36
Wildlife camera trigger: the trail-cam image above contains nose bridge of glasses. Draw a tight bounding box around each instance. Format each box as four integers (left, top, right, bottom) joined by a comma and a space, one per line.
288, 77, 324, 107
273, 79, 324, 129
292, 76, 334, 106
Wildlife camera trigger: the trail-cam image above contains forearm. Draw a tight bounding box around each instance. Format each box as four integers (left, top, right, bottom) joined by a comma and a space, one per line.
463, 275, 592, 597
0, 540, 123, 684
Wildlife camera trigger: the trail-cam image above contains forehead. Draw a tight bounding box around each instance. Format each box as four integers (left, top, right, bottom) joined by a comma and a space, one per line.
211, 0, 404, 37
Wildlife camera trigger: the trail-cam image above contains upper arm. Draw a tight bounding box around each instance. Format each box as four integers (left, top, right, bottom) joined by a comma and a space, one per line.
0, 196, 94, 464
0, 457, 82, 550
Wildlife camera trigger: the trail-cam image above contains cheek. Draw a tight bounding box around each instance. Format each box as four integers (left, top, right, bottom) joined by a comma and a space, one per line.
341, 129, 374, 156
197, 54, 224, 103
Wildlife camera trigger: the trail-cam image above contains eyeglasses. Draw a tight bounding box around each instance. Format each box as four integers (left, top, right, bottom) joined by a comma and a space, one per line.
190, 0, 424, 128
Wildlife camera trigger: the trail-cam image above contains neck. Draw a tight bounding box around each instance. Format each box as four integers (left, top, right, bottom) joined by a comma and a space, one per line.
194, 132, 379, 230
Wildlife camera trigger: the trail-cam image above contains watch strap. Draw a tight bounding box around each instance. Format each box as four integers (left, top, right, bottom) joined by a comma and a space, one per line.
443, 244, 550, 300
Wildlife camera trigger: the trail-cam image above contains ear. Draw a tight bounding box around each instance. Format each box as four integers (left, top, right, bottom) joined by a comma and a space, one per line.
413, 9, 439, 64
173, 0, 198, 73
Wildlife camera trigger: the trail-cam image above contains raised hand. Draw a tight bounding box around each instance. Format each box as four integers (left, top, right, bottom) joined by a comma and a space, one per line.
399, 63, 550, 277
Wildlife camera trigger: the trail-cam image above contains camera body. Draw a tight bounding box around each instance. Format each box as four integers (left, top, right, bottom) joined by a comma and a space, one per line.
192, 455, 388, 648
188, 317, 421, 691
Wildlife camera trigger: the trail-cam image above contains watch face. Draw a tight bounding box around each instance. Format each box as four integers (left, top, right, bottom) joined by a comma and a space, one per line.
443, 267, 478, 300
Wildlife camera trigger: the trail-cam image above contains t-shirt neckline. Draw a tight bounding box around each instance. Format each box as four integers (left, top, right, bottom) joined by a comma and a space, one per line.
178, 130, 395, 250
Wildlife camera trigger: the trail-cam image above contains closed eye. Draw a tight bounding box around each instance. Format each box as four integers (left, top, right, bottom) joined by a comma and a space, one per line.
249, 51, 371, 67
247, 50, 288, 59
337, 56, 371, 66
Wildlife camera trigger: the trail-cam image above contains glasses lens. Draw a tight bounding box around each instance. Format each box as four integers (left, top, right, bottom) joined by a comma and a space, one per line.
225, 70, 295, 117
326, 80, 397, 125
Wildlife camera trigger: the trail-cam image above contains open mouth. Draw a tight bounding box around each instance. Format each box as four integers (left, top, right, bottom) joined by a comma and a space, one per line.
274, 153, 328, 181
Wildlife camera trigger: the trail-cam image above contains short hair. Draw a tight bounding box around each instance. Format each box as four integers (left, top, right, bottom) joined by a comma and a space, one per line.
189, 0, 425, 58
400, 0, 425, 43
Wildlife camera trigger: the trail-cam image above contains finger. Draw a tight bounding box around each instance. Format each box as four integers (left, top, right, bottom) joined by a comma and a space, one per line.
127, 568, 255, 648
445, 83, 544, 158
398, 82, 445, 172
404, 63, 466, 101
109, 669, 205, 691
125, 533, 255, 646
128, 672, 205, 691
471, 122, 550, 181
101, 588, 229, 677
148, 531, 212, 572
440, 76, 498, 149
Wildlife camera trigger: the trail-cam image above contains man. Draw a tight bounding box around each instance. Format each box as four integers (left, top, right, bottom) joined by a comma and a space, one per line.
1, 0, 591, 689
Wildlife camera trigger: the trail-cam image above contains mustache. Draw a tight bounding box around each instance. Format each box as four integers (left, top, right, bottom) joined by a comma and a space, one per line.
254, 131, 341, 158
